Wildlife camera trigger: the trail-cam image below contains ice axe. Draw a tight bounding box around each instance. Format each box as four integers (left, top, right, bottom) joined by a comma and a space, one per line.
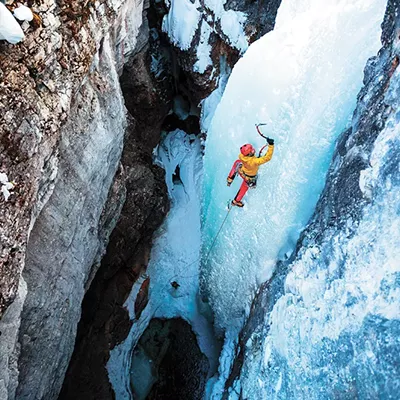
255, 123, 273, 156
255, 123, 268, 139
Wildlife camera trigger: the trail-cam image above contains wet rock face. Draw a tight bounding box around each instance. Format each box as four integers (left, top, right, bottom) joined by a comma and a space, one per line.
226, 0, 400, 396
224, 0, 282, 42
131, 318, 209, 400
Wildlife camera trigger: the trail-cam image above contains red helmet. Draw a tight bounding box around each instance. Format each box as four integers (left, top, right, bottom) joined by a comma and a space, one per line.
240, 144, 255, 156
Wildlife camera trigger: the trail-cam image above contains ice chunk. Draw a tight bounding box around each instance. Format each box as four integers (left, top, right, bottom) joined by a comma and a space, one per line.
13, 5, 33, 22
0, 2, 24, 44
0, 172, 15, 201
0, 172, 9, 184
162, 0, 201, 50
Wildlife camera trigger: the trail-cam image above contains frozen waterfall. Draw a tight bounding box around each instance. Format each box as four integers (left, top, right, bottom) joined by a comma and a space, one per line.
201, 0, 387, 333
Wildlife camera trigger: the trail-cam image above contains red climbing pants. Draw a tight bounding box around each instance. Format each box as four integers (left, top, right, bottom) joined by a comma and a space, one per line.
235, 179, 249, 201
228, 160, 257, 202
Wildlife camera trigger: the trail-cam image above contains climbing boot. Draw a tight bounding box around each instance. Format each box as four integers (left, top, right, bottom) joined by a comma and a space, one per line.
232, 199, 244, 207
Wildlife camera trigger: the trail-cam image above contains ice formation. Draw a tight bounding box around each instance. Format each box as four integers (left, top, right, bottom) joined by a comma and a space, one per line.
203, 0, 248, 52
194, 20, 213, 73
108, 131, 219, 398
202, 0, 387, 334
236, 61, 400, 400
108, 0, 392, 398
162, 0, 249, 62
162, 0, 201, 51
0, 2, 24, 44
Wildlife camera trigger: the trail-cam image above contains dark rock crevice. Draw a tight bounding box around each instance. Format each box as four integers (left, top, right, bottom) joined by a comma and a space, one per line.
59, 50, 172, 397
57, 0, 285, 397
131, 318, 210, 400
58, 1, 208, 398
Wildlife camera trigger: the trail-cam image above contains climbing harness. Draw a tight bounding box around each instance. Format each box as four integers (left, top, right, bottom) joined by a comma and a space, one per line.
167, 123, 271, 286
238, 168, 257, 188
229, 162, 258, 188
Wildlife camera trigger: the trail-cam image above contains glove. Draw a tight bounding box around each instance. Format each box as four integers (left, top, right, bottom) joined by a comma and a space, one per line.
227, 177, 233, 186
266, 137, 274, 145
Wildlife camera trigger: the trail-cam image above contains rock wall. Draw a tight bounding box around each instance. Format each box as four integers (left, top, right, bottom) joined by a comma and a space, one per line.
59, 44, 171, 399
16, 36, 128, 400
225, 0, 400, 398
0, 0, 146, 398
0, 0, 140, 319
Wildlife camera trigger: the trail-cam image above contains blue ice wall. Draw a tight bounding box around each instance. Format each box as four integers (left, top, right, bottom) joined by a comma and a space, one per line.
201, 0, 387, 332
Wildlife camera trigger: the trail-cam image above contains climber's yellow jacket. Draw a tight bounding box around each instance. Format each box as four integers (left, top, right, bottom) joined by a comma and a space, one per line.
238, 144, 274, 176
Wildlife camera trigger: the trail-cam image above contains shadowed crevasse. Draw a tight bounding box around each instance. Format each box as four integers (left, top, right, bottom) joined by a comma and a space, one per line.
58, 0, 284, 397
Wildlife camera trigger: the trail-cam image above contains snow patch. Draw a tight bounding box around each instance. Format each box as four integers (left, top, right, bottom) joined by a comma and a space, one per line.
0, 173, 15, 202
162, 0, 201, 51
194, 20, 213, 73
0, 2, 24, 44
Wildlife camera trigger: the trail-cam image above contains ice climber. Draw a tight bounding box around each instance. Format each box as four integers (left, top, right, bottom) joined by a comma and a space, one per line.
227, 129, 274, 207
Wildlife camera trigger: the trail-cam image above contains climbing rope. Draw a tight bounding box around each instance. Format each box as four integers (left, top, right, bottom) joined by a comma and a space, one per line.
203, 204, 233, 265
166, 124, 268, 285
165, 203, 234, 286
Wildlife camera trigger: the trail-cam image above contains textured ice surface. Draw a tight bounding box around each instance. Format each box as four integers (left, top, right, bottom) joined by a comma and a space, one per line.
237, 71, 400, 399
108, 131, 219, 398
202, 0, 387, 334
162, 0, 201, 50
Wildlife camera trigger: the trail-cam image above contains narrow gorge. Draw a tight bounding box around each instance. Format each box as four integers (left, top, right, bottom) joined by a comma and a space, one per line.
0, 0, 399, 399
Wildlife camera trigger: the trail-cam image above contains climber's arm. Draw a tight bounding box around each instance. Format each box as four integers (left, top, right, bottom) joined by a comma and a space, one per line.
254, 144, 274, 165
